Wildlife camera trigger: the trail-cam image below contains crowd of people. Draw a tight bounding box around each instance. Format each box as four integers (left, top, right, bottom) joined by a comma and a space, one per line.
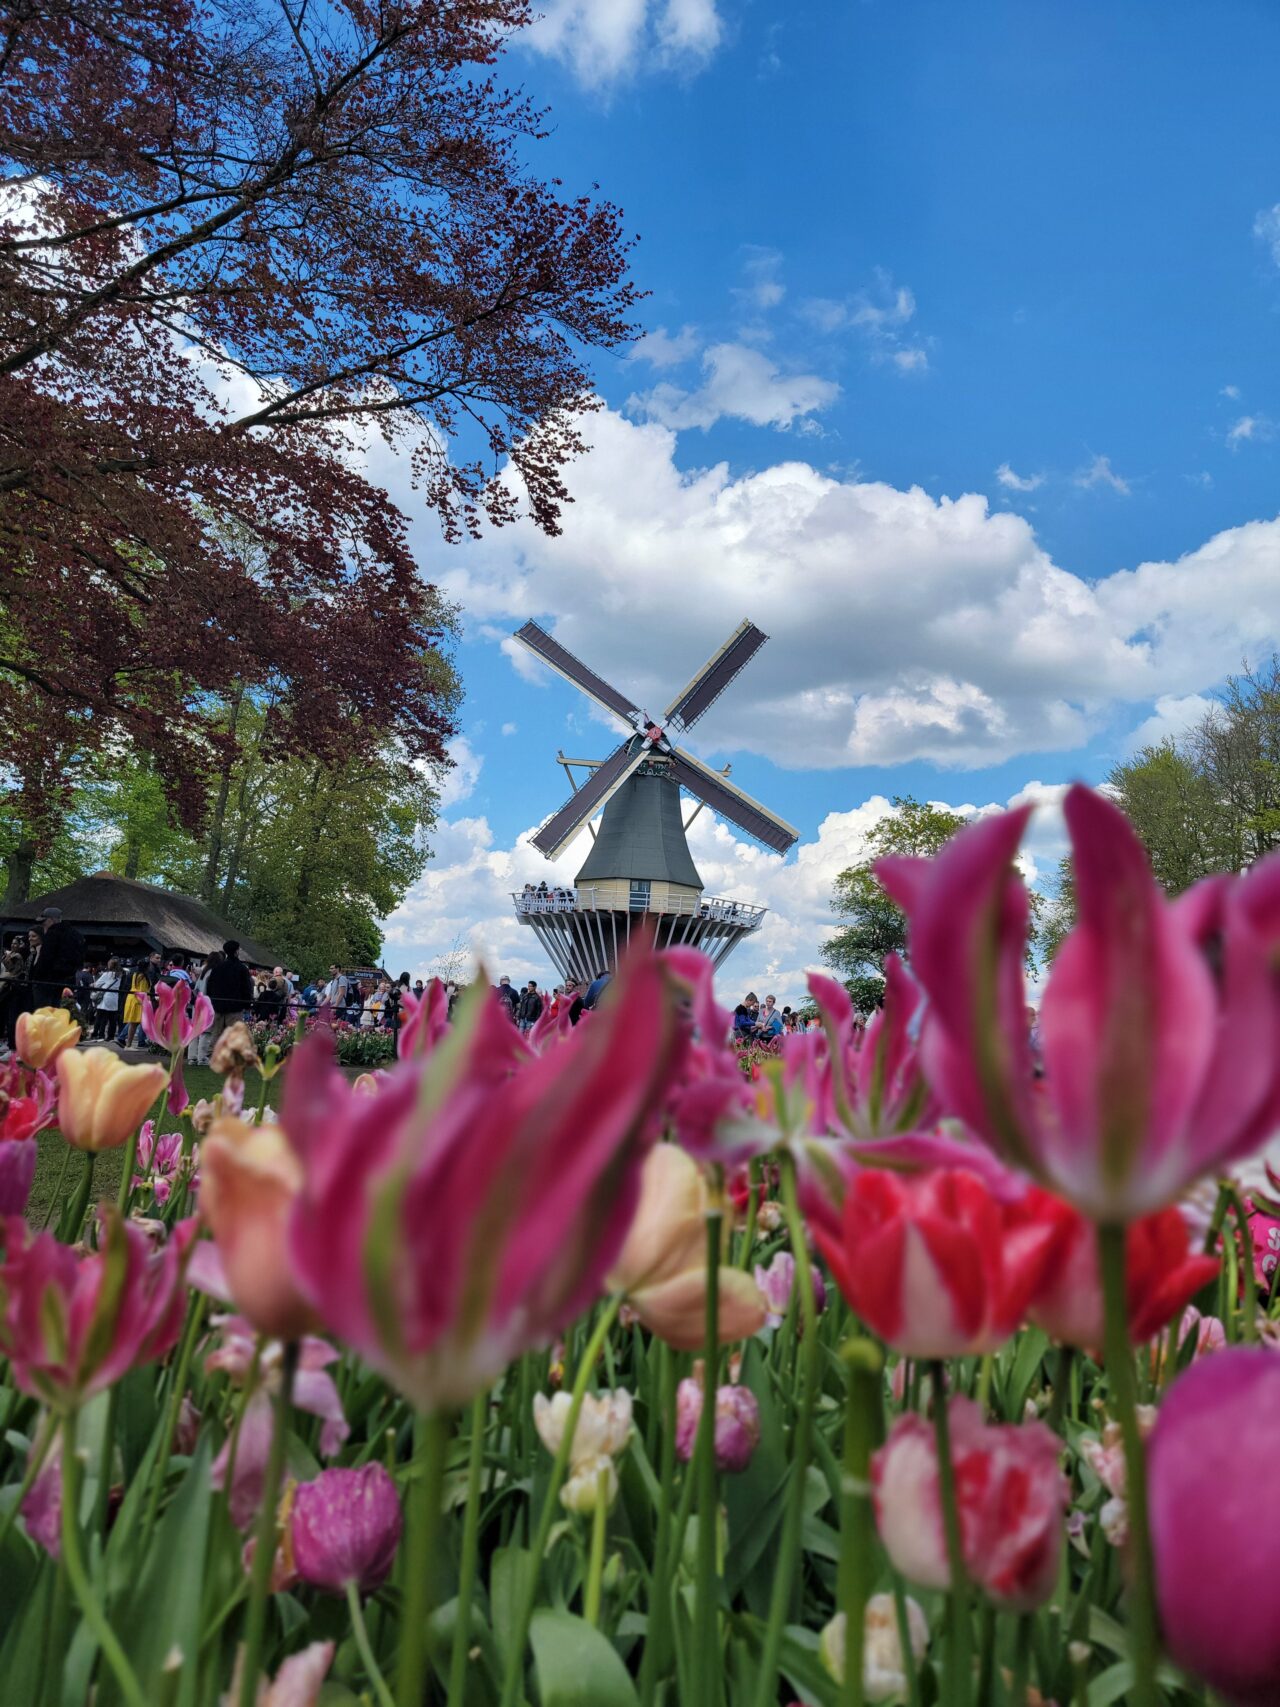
491, 967, 614, 1030
731, 990, 820, 1042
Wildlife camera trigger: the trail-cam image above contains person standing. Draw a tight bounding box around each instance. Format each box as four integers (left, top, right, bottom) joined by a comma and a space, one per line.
91, 957, 125, 1041
321, 963, 349, 1013
204, 940, 254, 1052
583, 969, 612, 1011
516, 980, 543, 1032
31, 906, 86, 1010
494, 975, 519, 1020
189, 951, 221, 1065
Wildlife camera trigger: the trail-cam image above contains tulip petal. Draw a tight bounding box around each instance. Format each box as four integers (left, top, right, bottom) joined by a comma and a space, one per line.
633, 1266, 767, 1352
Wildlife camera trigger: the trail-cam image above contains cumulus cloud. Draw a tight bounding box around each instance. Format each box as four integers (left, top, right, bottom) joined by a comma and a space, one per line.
802, 270, 929, 373
421, 406, 1280, 773
526, 0, 722, 85
1074, 453, 1131, 496
736, 247, 786, 312
436, 735, 483, 809
1227, 413, 1274, 449
628, 324, 700, 368
1124, 693, 1216, 752
996, 462, 1044, 493
627, 342, 839, 431
1254, 203, 1280, 267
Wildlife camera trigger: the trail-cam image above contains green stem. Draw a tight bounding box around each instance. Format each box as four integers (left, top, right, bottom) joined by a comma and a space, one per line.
1010, 1612, 1033, 1705
695, 1212, 722, 1707
1097, 1223, 1160, 1707
891, 1575, 923, 1707
60, 1412, 148, 1707
638, 1342, 677, 1707
447, 1392, 488, 1704
39, 1140, 74, 1230
1226, 1187, 1259, 1343
931, 1361, 972, 1707
750, 1157, 818, 1707
397, 1408, 451, 1707
583, 1468, 609, 1627
839, 1340, 882, 1707
738, 1157, 762, 1269
141, 1290, 207, 1547
347, 1578, 396, 1707
93, 1385, 119, 1536
237, 1340, 298, 1707
1047, 1345, 1073, 1434
63, 1149, 95, 1242
498, 1295, 622, 1707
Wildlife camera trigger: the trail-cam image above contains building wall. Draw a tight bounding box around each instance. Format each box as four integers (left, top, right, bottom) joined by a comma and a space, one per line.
575, 880, 703, 913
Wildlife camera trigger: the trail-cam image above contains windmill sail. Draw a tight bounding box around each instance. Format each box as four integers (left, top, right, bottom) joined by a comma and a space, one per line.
530, 741, 647, 858
667, 749, 799, 853
514, 621, 642, 725
665, 621, 768, 731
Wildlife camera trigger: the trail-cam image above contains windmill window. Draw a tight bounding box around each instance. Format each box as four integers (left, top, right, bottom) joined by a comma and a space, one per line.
629, 879, 652, 911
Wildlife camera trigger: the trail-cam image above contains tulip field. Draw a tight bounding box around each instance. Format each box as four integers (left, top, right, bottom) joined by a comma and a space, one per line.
0, 783, 1277, 1706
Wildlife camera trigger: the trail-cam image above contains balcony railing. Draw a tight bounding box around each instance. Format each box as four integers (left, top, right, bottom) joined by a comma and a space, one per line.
512, 887, 765, 927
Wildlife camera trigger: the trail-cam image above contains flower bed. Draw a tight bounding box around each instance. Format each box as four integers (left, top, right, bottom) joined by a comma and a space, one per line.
1, 787, 1279, 1707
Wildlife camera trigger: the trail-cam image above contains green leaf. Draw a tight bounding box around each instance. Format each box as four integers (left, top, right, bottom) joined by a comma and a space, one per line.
529, 1609, 639, 1707
491, 1545, 535, 1670
1087, 1661, 1133, 1706
0, 1556, 56, 1705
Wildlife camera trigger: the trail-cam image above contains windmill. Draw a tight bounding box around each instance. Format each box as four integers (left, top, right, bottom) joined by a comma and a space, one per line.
510, 619, 799, 983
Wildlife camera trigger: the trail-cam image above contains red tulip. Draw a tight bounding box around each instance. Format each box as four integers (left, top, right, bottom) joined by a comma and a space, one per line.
873, 1398, 1068, 1611
1014, 1187, 1220, 1348
812, 1166, 1062, 1358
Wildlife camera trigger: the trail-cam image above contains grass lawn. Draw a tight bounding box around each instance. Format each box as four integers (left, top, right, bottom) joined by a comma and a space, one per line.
28, 1063, 285, 1226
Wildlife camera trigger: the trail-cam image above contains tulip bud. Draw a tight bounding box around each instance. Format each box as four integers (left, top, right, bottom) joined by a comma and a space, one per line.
55, 1048, 168, 1152
15, 1006, 80, 1070
199, 1117, 315, 1339
533, 1390, 633, 1512
674, 1376, 761, 1474
754, 1250, 827, 1329
210, 1022, 260, 1078
290, 1464, 403, 1595
819, 1595, 929, 1700
0, 1137, 37, 1216
21, 1452, 61, 1559
561, 1455, 619, 1515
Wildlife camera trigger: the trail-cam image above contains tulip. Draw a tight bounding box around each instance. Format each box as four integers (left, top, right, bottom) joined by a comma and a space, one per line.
754, 1249, 827, 1328
140, 981, 214, 1052
873, 1399, 1069, 1611
807, 956, 939, 1139
1015, 1187, 1220, 1349
21, 1449, 61, 1559
1081, 1407, 1158, 1550
396, 978, 449, 1059
209, 1020, 261, 1079
533, 1388, 633, 1512
1149, 1350, 1280, 1705
15, 1005, 80, 1070
878, 784, 1280, 1221
674, 1377, 760, 1474
813, 1167, 1062, 1359
0, 1139, 36, 1216
819, 1595, 929, 1701
200, 1116, 315, 1340
287, 950, 687, 1411
290, 1464, 402, 1595
1, 1057, 57, 1142
0, 1209, 195, 1411
606, 1142, 767, 1350
232, 1641, 334, 1707
55, 1047, 168, 1153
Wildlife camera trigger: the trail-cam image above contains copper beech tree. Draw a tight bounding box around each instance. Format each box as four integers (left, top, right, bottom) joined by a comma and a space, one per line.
0, 0, 640, 893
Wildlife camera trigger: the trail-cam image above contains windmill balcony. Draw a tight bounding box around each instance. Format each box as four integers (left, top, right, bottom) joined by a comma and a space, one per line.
512, 887, 766, 930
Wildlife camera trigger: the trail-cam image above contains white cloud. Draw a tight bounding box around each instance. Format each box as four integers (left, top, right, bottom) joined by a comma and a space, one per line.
526, 0, 721, 85
501, 722, 518, 736
420, 406, 1280, 773
996, 463, 1044, 493
736, 247, 786, 312
1227, 413, 1274, 449
436, 735, 483, 808
1222, 384, 1242, 400
1074, 453, 1131, 496
1125, 693, 1215, 752
1254, 204, 1280, 267
627, 342, 838, 431
802, 270, 929, 373
628, 324, 699, 368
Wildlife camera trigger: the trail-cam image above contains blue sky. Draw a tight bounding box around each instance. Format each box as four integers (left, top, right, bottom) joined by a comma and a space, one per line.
379, 0, 1280, 993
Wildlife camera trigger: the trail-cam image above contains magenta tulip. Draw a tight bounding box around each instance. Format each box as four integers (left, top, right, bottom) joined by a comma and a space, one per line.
140, 982, 214, 1114
396, 979, 450, 1059
286, 950, 685, 1410
291, 1463, 402, 1595
675, 1378, 761, 1474
1149, 1351, 1280, 1705
878, 784, 1280, 1220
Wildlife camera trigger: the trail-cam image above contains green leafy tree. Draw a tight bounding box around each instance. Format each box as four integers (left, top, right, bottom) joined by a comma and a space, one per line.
821, 797, 968, 1010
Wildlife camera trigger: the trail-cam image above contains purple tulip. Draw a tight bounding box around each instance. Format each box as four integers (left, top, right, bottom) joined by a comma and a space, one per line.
1150, 1350, 1280, 1705
754, 1250, 827, 1329
0, 1138, 37, 1216
290, 1463, 402, 1595
675, 1378, 761, 1474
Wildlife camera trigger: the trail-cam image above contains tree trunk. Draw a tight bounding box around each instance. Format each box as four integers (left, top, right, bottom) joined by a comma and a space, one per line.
201, 684, 244, 903
3, 839, 36, 906
124, 839, 141, 879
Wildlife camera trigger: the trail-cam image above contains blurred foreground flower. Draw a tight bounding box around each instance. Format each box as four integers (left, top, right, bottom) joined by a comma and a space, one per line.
56, 1048, 167, 1152
813, 1167, 1060, 1359
606, 1143, 767, 1350
819, 1595, 929, 1701
1080, 1406, 1157, 1549
291, 1464, 402, 1595
15, 1006, 80, 1070
534, 1388, 633, 1513
879, 784, 1280, 1220
674, 1375, 760, 1473
225, 1641, 334, 1707
0, 1210, 194, 1411
200, 1116, 315, 1339
1150, 1351, 1280, 1706
873, 1398, 1068, 1610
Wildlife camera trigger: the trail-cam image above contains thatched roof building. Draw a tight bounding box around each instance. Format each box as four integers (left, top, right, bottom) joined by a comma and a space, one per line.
3, 872, 279, 968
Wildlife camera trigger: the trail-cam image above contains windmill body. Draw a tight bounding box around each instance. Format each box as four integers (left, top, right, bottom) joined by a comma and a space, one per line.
511, 620, 799, 984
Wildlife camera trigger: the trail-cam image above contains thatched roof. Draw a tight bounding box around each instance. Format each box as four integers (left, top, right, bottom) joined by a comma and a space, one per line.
5, 871, 279, 968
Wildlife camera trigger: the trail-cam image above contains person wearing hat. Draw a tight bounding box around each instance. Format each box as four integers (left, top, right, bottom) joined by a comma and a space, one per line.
203, 939, 255, 1050
30, 906, 86, 1011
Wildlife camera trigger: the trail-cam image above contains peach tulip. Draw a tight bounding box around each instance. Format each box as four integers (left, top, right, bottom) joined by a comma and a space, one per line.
606, 1143, 767, 1351
16, 1006, 81, 1070
200, 1116, 316, 1339
55, 1048, 167, 1152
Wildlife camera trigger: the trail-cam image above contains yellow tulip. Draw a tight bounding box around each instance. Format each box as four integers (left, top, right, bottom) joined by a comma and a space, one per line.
607, 1144, 768, 1351
16, 1005, 81, 1070
56, 1048, 168, 1152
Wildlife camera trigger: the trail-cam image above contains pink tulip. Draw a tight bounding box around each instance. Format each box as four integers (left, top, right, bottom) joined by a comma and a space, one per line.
290, 1463, 402, 1595
0, 1139, 36, 1216
807, 957, 939, 1139
0, 1210, 195, 1411
286, 950, 686, 1410
199, 1115, 315, 1340
140, 983, 215, 1115
133, 1120, 188, 1205
754, 1250, 827, 1328
396, 979, 450, 1059
21, 1447, 60, 1558
1149, 1350, 1280, 1705
878, 784, 1280, 1220
873, 1398, 1069, 1611
233, 1641, 334, 1707
675, 1377, 761, 1473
